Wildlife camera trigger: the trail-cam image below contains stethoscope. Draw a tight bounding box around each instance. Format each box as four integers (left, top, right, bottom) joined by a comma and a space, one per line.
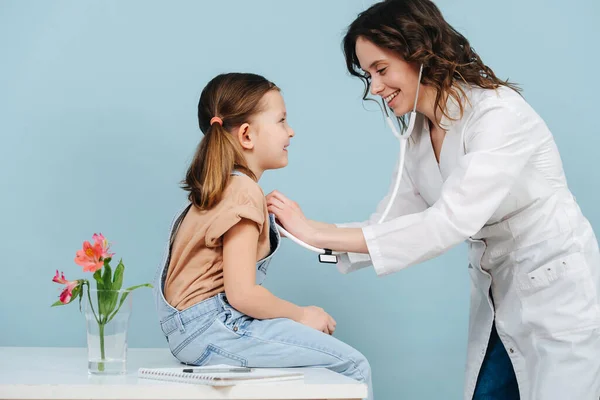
275, 64, 424, 264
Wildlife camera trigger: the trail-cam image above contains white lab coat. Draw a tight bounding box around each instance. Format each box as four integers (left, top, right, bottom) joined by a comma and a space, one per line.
337, 85, 600, 399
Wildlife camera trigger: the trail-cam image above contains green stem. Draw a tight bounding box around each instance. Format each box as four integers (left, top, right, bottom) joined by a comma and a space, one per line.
98, 322, 105, 372
84, 283, 104, 372
85, 283, 100, 324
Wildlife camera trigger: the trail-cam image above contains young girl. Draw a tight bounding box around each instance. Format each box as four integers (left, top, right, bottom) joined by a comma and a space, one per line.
153, 73, 373, 399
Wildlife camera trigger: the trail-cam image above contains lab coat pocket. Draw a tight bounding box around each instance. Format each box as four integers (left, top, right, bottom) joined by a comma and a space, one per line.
517, 252, 600, 337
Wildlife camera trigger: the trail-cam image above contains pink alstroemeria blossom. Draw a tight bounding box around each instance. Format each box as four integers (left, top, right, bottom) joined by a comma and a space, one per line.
52, 270, 80, 304
74, 233, 113, 273
92, 233, 114, 260
75, 241, 103, 272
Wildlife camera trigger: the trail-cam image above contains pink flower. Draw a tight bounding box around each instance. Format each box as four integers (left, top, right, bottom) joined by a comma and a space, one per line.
75, 241, 104, 272
74, 233, 114, 273
92, 233, 114, 260
52, 270, 80, 304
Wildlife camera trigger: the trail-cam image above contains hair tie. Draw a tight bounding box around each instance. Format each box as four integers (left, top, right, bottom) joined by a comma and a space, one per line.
210, 117, 223, 126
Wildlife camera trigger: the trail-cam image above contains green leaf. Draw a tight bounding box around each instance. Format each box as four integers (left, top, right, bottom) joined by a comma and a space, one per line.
112, 260, 125, 291
51, 300, 65, 307
102, 261, 112, 289
70, 285, 82, 304
106, 292, 119, 320
98, 262, 115, 321
106, 291, 130, 324
105, 283, 153, 324
93, 270, 103, 291
125, 283, 153, 291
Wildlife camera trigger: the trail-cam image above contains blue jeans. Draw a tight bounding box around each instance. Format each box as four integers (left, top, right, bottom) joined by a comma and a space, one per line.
473, 324, 520, 399
153, 205, 373, 400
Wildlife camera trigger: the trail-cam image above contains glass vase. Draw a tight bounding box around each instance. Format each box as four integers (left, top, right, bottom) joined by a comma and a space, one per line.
84, 288, 133, 374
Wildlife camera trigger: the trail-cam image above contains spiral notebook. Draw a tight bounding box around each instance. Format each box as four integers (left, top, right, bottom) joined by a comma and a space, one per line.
138, 365, 304, 386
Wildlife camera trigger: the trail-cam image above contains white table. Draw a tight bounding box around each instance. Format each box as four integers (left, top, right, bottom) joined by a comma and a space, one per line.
0, 347, 367, 400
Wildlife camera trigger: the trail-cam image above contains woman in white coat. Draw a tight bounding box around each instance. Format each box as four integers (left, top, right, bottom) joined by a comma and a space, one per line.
266, 1, 600, 399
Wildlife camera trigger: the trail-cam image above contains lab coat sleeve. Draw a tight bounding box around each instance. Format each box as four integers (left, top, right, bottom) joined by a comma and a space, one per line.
334, 154, 429, 274
362, 99, 539, 276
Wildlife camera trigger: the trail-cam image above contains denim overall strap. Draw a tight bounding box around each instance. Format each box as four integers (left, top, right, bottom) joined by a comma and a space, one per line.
153, 203, 192, 331
254, 213, 281, 285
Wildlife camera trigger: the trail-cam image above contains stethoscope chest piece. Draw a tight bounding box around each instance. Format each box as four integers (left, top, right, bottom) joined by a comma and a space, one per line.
318, 249, 338, 264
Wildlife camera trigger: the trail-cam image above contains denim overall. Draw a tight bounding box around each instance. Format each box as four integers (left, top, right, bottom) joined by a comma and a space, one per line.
153, 173, 373, 399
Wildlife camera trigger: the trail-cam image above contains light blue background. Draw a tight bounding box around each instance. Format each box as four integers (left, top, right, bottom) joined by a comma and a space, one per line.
1, 0, 598, 398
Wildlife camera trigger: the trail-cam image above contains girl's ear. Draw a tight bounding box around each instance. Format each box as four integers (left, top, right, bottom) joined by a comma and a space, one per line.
236, 123, 254, 150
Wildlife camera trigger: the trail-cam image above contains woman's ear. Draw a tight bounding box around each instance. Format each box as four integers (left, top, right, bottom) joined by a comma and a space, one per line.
236, 123, 254, 150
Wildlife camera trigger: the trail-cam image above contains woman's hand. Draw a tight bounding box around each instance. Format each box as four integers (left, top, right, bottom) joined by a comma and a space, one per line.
266, 190, 316, 244
266, 190, 307, 222
266, 191, 367, 254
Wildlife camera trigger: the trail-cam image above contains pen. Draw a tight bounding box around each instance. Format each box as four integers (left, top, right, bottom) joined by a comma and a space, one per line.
182, 367, 253, 373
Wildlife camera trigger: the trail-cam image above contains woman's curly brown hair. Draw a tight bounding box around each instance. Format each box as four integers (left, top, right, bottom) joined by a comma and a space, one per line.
343, 0, 520, 129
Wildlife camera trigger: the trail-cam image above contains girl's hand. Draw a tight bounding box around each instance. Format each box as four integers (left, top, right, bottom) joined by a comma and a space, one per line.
296, 305, 337, 335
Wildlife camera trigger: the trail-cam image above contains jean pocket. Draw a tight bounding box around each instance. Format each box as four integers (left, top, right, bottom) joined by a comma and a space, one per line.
220, 301, 253, 335
517, 252, 600, 336
194, 344, 248, 367
169, 313, 219, 362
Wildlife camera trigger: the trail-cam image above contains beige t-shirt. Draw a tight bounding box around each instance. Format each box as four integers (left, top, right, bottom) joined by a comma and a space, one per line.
164, 174, 271, 311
